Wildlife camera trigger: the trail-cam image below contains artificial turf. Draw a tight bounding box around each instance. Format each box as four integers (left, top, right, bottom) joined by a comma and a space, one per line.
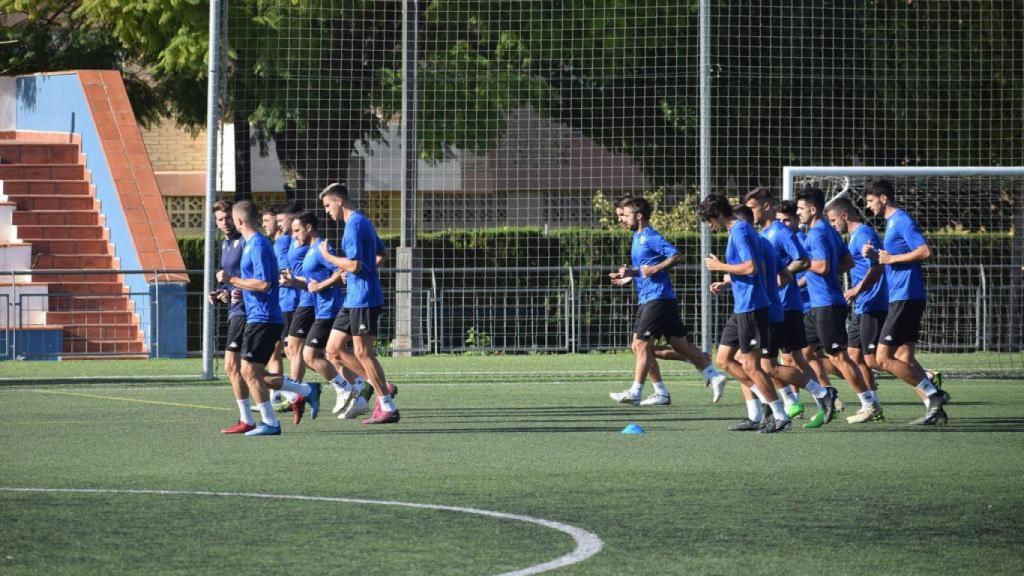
1, 355, 1023, 575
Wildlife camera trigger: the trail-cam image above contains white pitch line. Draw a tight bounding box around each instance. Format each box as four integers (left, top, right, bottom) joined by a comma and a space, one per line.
0, 487, 603, 576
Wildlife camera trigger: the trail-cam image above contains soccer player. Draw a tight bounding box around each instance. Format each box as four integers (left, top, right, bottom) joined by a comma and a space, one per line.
697, 194, 791, 433
825, 197, 889, 422
211, 200, 254, 434
796, 187, 868, 427
862, 180, 950, 425
268, 202, 304, 411
217, 200, 322, 436
284, 210, 370, 419
260, 204, 286, 377
609, 197, 727, 403
744, 190, 833, 421
318, 183, 400, 425
607, 197, 728, 407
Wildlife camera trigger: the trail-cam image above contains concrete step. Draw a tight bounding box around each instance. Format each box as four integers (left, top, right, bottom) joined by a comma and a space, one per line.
0, 142, 79, 165
13, 210, 100, 226
64, 339, 146, 354
16, 225, 106, 240
32, 254, 114, 269
63, 323, 144, 341
0, 180, 91, 195
47, 310, 136, 324
29, 239, 111, 255
0, 164, 85, 180
48, 295, 133, 312
45, 282, 127, 295
7, 194, 97, 211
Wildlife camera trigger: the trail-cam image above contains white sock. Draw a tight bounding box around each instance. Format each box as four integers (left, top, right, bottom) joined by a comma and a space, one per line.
746, 399, 762, 422
917, 378, 938, 396
281, 377, 313, 397
805, 380, 828, 399
652, 381, 669, 396
353, 376, 367, 393
769, 400, 790, 422
331, 375, 351, 393
237, 399, 254, 425
866, 390, 879, 405
779, 386, 798, 406
377, 394, 396, 413
628, 381, 643, 396
257, 402, 279, 427
700, 365, 717, 379
789, 385, 801, 401
857, 391, 872, 409
751, 385, 768, 404
278, 389, 299, 402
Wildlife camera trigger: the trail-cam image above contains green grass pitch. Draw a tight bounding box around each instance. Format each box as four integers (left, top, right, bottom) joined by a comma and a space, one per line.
1, 354, 1023, 575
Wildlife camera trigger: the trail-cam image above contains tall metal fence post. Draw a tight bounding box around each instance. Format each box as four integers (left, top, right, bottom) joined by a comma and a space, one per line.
395, 0, 420, 357
698, 0, 712, 353
202, 0, 225, 379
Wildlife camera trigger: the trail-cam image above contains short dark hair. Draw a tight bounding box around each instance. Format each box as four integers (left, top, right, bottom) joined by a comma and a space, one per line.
280, 201, 302, 218
695, 193, 733, 222
260, 203, 278, 217
232, 200, 259, 226
796, 187, 825, 211
625, 197, 652, 220
825, 197, 860, 219
777, 200, 798, 217
320, 182, 349, 201
865, 179, 896, 202
743, 187, 777, 205
732, 204, 754, 223
293, 210, 319, 231
614, 196, 633, 209
212, 199, 233, 214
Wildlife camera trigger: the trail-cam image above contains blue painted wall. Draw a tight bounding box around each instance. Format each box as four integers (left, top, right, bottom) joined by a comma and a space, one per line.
14, 73, 185, 357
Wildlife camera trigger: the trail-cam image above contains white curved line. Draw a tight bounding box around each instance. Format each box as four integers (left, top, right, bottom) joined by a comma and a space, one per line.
0, 487, 602, 576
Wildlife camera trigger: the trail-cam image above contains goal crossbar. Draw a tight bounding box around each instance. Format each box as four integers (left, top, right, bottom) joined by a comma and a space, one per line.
782, 166, 1024, 200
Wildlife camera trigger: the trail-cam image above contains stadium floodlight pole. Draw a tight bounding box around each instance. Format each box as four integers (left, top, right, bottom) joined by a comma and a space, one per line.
698, 0, 712, 353
394, 0, 419, 356
201, 0, 226, 380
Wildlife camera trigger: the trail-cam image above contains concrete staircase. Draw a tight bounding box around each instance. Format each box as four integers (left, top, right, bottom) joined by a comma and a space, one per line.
0, 134, 148, 358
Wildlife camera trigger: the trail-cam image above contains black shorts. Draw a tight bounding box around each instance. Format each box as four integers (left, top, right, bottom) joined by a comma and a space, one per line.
332, 306, 383, 336
288, 306, 315, 339
632, 299, 689, 341
775, 309, 808, 353
879, 299, 926, 347
225, 315, 246, 353
242, 322, 284, 365
848, 310, 887, 353
803, 312, 820, 350
809, 305, 849, 355
280, 310, 295, 341
720, 308, 770, 354
305, 319, 335, 349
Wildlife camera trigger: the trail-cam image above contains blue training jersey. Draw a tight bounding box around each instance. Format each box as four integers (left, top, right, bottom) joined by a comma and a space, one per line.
804, 219, 849, 308
725, 219, 769, 314
301, 238, 343, 320
848, 223, 888, 314
274, 235, 298, 312
631, 226, 678, 304
883, 208, 928, 302
762, 220, 808, 312
220, 232, 246, 318
341, 211, 385, 308
797, 230, 811, 313
758, 235, 784, 323
241, 233, 284, 324
288, 239, 313, 309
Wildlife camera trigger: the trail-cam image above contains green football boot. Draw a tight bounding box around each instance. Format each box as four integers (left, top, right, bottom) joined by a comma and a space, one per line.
785, 402, 805, 419
802, 410, 826, 429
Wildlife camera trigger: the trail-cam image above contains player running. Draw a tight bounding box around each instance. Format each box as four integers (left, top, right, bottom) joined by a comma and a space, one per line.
218, 201, 322, 436
608, 197, 728, 407
862, 180, 951, 425
697, 194, 791, 433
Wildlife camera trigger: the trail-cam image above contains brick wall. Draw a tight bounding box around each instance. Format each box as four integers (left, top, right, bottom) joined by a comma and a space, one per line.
141, 122, 206, 172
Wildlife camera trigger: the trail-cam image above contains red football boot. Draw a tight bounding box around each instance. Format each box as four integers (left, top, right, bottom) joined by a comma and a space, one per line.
292, 395, 306, 425
221, 421, 256, 434
361, 405, 400, 425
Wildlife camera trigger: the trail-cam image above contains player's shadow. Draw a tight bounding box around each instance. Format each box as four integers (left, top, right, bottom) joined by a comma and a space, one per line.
819, 416, 1024, 433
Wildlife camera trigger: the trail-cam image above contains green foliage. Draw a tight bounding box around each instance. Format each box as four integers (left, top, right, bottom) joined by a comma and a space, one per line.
464, 326, 492, 348
592, 188, 700, 235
